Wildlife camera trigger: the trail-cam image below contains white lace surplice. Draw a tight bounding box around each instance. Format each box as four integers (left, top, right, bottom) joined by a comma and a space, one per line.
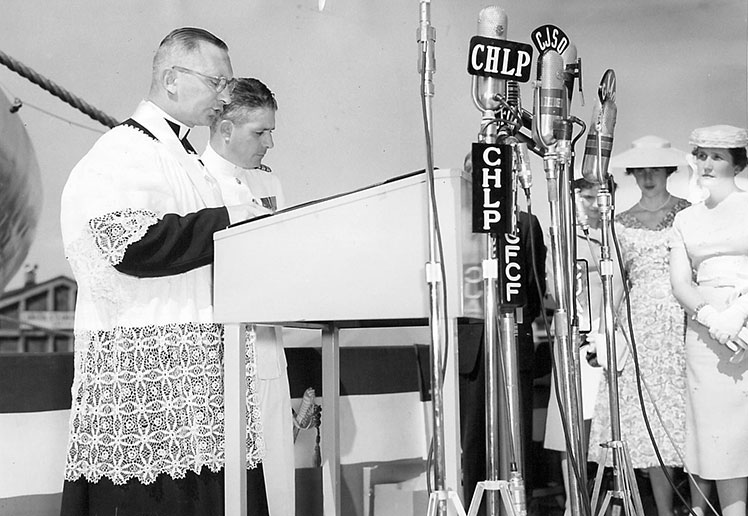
60, 106, 263, 486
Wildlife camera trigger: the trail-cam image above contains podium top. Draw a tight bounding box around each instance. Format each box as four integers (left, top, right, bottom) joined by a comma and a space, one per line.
213, 168, 484, 324
225, 169, 429, 231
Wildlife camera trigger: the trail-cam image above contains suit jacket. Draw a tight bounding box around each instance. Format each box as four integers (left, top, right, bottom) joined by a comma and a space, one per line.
458, 211, 547, 375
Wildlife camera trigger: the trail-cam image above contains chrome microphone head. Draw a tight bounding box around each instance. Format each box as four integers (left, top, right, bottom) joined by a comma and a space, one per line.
581, 70, 617, 183
473, 6, 508, 112
532, 49, 565, 149
477, 5, 507, 39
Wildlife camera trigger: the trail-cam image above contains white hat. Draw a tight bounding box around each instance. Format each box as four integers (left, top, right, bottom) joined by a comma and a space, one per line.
689, 125, 748, 148
609, 135, 686, 170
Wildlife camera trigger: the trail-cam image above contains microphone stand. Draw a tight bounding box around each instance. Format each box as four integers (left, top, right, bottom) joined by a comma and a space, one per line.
479, 112, 504, 516
418, 3, 466, 515
466, 85, 527, 516
588, 131, 644, 516
537, 112, 589, 516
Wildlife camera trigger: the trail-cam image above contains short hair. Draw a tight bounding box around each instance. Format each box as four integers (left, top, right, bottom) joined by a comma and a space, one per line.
152, 27, 228, 71
624, 166, 678, 177
218, 78, 277, 125
691, 146, 748, 171
572, 177, 597, 191
572, 176, 618, 192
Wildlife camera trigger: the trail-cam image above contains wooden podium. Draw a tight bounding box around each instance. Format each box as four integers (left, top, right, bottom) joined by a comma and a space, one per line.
213, 168, 483, 515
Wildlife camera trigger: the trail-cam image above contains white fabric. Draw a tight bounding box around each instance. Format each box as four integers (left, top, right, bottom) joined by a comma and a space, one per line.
257, 370, 295, 516
202, 144, 295, 515
60, 101, 264, 486
671, 192, 748, 478
609, 135, 687, 170
202, 143, 285, 209
544, 230, 605, 452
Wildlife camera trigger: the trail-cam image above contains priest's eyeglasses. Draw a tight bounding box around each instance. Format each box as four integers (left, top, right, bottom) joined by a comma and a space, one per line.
172, 66, 236, 94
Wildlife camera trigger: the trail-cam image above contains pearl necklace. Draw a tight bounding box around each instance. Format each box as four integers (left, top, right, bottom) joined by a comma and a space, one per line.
637, 194, 671, 212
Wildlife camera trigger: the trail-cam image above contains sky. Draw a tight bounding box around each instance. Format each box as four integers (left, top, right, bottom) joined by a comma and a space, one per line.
1, 0, 746, 291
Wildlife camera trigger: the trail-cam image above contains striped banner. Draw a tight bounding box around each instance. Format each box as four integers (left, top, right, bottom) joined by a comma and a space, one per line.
0, 354, 73, 516
1, 334, 433, 516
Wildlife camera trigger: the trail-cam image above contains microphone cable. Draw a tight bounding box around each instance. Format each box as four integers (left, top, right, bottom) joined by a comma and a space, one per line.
418, 41, 452, 499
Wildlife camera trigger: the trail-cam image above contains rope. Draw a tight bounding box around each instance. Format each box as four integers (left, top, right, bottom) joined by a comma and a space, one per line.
0, 48, 118, 128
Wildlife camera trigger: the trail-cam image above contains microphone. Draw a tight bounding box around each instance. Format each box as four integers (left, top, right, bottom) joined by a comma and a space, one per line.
293, 387, 317, 442
506, 79, 520, 109
417, 0, 436, 97
532, 49, 565, 149
581, 69, 617, 184
562, 43, 583, 106
473, 6, 508, 112
508, 468, 527, 516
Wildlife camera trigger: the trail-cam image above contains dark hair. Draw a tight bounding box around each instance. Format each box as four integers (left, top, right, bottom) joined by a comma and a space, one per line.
572, 177, 597, 191
153, 27, 228, 70
624, 166, 678, 176
729, 148, 748, 170
219, 78, 277, 124
690, 147, 748, 171
572, 176, 618, 192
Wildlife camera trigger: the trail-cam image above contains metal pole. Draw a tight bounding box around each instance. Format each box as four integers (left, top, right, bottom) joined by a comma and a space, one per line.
543, 137, 589, 516
498, 308, 526, 516
484, 233, 501, 515
417, 3, 450, 516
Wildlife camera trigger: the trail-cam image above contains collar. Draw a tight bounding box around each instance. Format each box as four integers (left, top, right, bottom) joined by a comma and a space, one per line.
131, 101, 194, 151
201, 143, 243, 179
202, 143, 271, 176
165, 119, 190, 141
142, 101, 191, 140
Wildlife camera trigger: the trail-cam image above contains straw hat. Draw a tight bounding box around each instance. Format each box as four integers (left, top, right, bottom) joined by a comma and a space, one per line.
689, 125, 748, 148
609, 135, 686, 170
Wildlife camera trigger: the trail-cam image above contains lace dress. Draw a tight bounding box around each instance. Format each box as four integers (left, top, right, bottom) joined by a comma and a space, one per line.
588, 199, 689, 468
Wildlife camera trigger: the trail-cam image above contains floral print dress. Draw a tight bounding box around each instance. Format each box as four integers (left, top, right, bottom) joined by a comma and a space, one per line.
588, 199, 689, 468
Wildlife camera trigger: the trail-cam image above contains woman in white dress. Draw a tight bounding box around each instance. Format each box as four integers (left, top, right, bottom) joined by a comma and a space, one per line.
670, 125, 748, 516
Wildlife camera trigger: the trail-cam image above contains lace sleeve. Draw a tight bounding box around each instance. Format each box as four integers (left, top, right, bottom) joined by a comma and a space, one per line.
113, 207, 230, 277
89, 208, 158, 266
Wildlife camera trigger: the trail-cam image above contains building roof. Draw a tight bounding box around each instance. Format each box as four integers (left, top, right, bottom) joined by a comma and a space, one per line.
0, 275, 77, 308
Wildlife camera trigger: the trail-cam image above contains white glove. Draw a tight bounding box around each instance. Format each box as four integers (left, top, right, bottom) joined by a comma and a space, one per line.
695, 304, 719, 327
708, 305, 748, 345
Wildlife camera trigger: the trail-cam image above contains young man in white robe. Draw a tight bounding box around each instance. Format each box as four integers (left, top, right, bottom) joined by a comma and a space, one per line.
201, 78, 295, 516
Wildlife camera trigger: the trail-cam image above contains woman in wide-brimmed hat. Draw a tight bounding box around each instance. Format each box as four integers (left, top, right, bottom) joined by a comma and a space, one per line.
670, 125, 748, 516
587, 135, 690, 516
